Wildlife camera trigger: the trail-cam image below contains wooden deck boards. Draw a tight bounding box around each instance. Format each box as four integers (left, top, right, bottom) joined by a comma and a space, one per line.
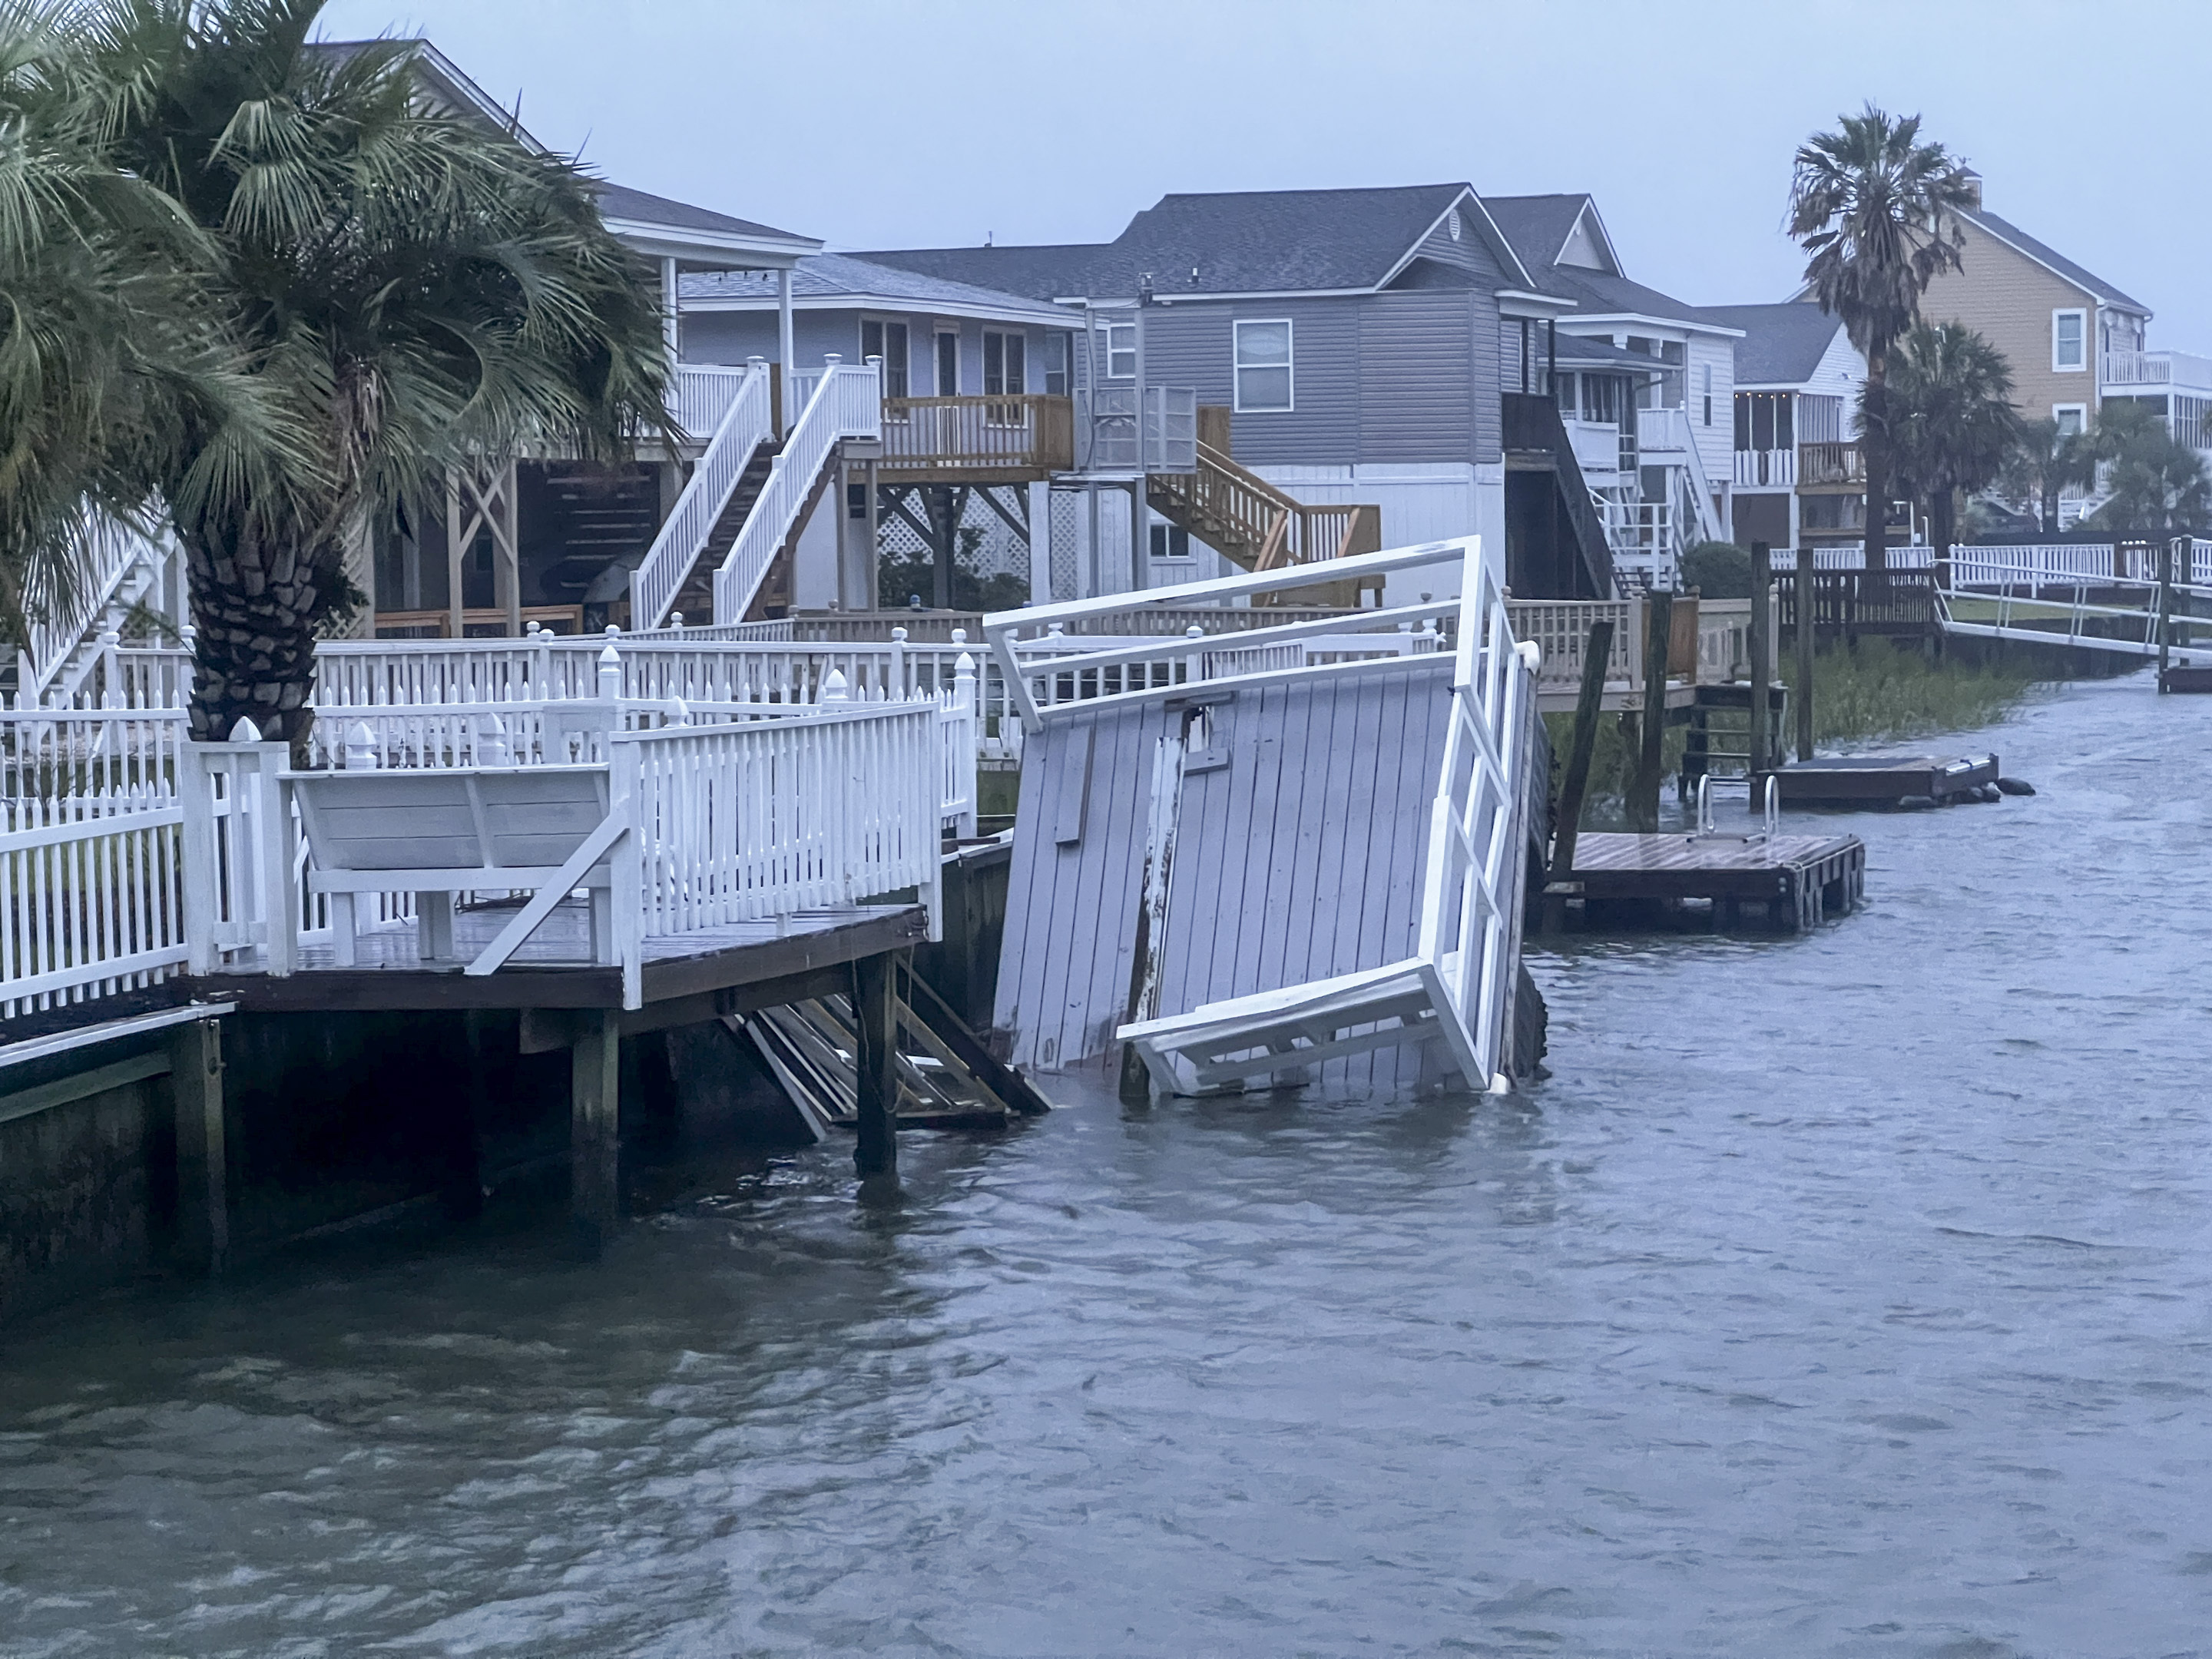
1568, 831, 1866, 929
198, 901, 926, 1012
1763, 752, 1998, 806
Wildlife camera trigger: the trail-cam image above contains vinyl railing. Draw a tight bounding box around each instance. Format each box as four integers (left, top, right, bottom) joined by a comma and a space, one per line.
1, 784, 188, 1019
1734, 447, 1796, 488
668, 363, 757, 446
19, 524, 175, 701
631, 359, 773, 630
713, 358, 882, 625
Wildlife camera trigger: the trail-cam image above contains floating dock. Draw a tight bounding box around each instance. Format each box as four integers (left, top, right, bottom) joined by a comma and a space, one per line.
1761, 752, 1998, 807
1562, 830, 1866, 931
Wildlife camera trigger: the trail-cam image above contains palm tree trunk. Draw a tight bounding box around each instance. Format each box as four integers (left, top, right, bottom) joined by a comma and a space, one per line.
1861, 347, 1888, 584
183, 521, 329, 757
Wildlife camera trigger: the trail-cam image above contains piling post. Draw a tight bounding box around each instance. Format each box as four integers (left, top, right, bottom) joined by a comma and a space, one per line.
2159, 538, 2177, 691
1544, 618, 1614, 930
1795, 547, 1816, 760
853, 951, 899, 1177
571, 1008, 621, 1257
167, 1016, 227, 1277
1749, 542, 1773, 777
1630, 592, 1671, 833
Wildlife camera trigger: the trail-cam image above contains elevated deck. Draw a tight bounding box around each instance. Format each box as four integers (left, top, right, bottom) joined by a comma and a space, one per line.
197, 901, 926, 1013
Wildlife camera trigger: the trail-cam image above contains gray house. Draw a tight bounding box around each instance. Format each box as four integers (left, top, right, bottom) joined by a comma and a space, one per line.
864, 184, 1618, 600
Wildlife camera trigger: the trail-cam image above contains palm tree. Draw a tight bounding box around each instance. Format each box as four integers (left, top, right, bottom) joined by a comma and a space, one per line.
1999, 416, 2096, 537
53, 0, 671, 743
2086, 399, 2211, 541
0, 0, 272, 664
1789, 107, 1980, 581
1869, 321, 2019, 575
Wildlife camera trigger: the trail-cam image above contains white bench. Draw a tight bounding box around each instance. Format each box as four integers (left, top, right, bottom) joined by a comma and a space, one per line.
290, 766, 620, 969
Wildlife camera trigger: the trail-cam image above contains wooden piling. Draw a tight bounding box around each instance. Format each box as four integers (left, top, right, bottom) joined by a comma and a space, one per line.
1630, 592, 1671, 832
1544, 618, 1614, 930
166, 1017, 227, 1277
570, 1008, 620, 1255
2160, 538, 2176, 692
1795, 547, 1816, 761
852, 951, 899, 1177
1749, 542, 1773, 775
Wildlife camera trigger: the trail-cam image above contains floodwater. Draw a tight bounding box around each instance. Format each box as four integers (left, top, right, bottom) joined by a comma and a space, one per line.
4, 671, 2210, 1658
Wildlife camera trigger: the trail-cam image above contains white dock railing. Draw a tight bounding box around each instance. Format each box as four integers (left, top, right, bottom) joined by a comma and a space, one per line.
713, 357, 882, 626
1108, 536, 1542, 1095
1, 786, 188, 1020
631, 359, 773, 631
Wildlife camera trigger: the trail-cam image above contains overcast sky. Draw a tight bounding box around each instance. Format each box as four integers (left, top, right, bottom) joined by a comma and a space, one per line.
318, 0, 2211, 345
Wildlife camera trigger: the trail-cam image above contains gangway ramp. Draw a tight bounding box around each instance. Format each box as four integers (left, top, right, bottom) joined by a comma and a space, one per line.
983, 541, 1545, 1096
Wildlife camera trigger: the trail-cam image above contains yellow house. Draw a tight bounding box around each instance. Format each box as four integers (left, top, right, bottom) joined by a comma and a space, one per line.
1906, 171, 2151, 441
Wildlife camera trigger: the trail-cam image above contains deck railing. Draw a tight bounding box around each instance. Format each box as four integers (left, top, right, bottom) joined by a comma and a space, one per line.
2, 784, 188, 1020
714, 358, 882, 625
631, 359, 773, 631
1734, 448, 1796, 488
1798, 441, 1864, 487
878, 394, 1075, 475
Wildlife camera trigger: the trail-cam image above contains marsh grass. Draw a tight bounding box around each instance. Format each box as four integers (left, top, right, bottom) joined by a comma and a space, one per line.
1546, 640, 2040, 827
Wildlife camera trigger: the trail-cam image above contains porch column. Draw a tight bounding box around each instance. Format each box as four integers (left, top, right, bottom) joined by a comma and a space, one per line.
1027, 482, 1051, 604
660, 257, 680, 363
444, 470, 465, 639
864, 460, 881, 611
1128, 480, 1147, 592
777, 267, 796, 389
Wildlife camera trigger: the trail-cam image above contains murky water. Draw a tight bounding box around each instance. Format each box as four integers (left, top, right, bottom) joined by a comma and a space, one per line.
5, 672, 2211, 1658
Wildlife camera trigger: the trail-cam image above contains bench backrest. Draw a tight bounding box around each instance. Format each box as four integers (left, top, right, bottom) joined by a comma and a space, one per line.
291, 766, 613, 873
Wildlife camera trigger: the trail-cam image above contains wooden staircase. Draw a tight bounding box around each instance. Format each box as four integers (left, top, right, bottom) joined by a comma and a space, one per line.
1145, 412, 1382, 605
669, 440, 778, 623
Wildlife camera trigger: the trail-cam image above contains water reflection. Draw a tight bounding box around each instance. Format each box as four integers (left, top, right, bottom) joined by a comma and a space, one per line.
3, 674, 2211, 1657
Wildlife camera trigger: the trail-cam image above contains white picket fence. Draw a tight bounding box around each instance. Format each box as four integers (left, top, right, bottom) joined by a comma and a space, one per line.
1766, 541, 2212, 586
1, 786, 189, 1021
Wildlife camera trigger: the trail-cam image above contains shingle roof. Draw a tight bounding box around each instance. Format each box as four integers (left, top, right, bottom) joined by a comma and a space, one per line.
1483, 194, 1599, 274
1962, 207, 2151, 316
1552, 333, 1661, 368
846, 243, 1108, 303
594, 182, 809, 246
863, 183, 1498, 299
1694, 303, 1849, 385
681, 253, 1071, 323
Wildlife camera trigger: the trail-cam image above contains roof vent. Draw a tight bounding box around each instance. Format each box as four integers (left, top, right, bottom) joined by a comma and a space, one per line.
1448, 208, 1463, 242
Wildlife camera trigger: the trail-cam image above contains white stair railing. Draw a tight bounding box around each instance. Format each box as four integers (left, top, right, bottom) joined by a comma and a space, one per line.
712, 357, 882, 625
21, 522, 177, 704
630, 359, 773, 630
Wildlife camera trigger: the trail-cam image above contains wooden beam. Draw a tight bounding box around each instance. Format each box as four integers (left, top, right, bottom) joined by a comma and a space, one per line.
852, 951, 899, 1177
571, 1008, 621, 1256
1795, 547, 1816, 760
0, 1049, 171, 1128
518, 963, 867, 1053
167, 1018, 227, 1277
1749, 543, 1773, 774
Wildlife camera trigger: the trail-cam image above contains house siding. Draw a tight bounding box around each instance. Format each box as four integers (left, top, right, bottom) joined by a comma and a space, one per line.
680, 309, 1071, 399
1912, 219, 2100, 423
1141, 289, 1499, 469
1685, 333, 1734, 483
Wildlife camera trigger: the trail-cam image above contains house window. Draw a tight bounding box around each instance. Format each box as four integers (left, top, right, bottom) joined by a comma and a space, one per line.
1105, 323, 1136, 380
983, 330, 1026, 396
1043, 333, 1068, 397
2053, 310, 2086, 372
1149, 523, 1191, 559
859, 318, 909, 398
2054, 403, 2088, 439
935, 330, 959, 396
1702, 363, 1714, 426
1233, 319, 1293, 412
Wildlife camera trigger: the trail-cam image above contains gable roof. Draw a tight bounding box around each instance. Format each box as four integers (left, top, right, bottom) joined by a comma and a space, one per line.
1485, 193, 1733, 333
1694, 303, 1849, 385
1484, 194, 1618, 276
1961, 207, 2151, 316
680, 253, 1072, 326
316, 38, 817, 267
861, 183, 1534, 301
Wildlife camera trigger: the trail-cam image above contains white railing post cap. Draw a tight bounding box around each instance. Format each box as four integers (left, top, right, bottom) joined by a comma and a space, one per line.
228, 716, 262, 743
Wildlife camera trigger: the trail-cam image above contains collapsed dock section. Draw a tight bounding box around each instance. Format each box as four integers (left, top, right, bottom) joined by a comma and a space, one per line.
984, 540, 1548, 1097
